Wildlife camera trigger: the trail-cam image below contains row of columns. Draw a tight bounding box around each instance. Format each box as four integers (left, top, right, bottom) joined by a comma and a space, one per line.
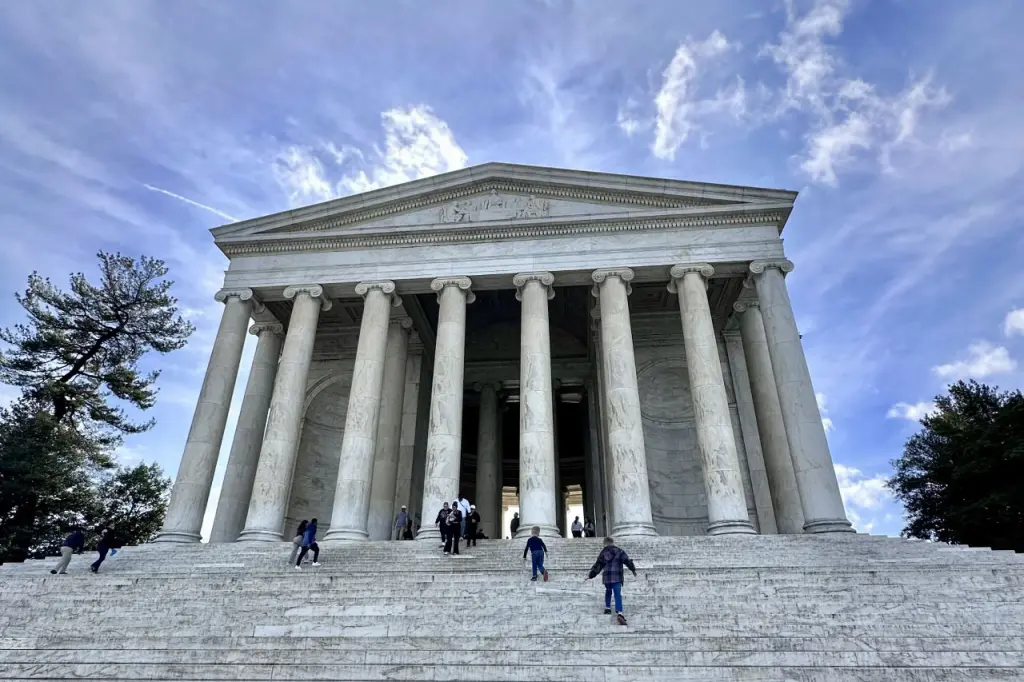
157, 259, 850, 544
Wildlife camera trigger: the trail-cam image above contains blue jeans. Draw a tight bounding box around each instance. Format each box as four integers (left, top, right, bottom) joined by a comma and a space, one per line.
531, 550, 545, 578
604, 582, 623, 613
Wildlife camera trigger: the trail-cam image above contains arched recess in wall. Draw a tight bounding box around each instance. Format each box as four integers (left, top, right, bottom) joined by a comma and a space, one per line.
285, 367, 353, 534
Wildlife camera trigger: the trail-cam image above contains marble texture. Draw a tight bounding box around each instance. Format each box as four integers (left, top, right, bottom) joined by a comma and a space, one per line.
156, 290, 254, 543
749, 261, 852, 534
239, 286, 330, 542
514, 272, 559, 538
366, 317, 412, 542
592, 268, 657, 537
668, 265, 754, 536
209, 322, 284, 544
416, 277, 474, 542
392, 352, 422, 522
474, 382, 501, 540
324, 282, 397, 542
734, 300, 805, 534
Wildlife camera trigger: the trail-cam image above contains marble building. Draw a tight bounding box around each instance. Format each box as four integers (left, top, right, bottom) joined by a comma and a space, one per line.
155, 163, 852, 545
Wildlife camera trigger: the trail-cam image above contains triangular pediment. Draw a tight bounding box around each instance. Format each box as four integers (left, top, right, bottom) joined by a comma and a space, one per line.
212, 163, 798, 243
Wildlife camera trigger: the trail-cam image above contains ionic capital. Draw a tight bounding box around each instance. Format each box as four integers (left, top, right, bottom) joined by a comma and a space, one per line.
249, 322, 284, 337
355, 280, 400, 308
390, 316, 414, 331
591, 267, 634, 297
667, 263, 715, 293
283, 284, 333, 311
749, 259, 795, 277
513, 272, 555, 301
732, 299, 761, 314
430, 276, 475, 304
214, 288, 255, 304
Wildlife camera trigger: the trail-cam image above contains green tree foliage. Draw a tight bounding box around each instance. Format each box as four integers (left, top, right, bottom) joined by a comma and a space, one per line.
0, 252, 194, 436
0, 252, 192, 561
888, 380, 1024, 551
93, 462, 171, 547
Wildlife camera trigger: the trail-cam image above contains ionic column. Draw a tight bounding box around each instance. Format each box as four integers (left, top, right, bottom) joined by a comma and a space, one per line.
474, 382, 500, 540
209, 322, 283, 543
733, 300, 804, 534
238, 285, 331, 542
668, 265, 755, 535
591, 268, 657, 537
365, 316, 413, 541
749, 260, 852, 533
155, 289, 255, 543
416, 277, 474, 542
324, 281, 399, 542
513, 272, 560, 538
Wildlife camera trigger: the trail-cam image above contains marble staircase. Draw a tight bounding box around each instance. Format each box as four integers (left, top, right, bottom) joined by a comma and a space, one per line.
1, 534, 1022, 680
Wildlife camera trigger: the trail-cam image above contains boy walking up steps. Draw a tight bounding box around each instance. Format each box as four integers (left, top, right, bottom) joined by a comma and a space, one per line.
522, 526, 548, 582
586, 536, 637, 626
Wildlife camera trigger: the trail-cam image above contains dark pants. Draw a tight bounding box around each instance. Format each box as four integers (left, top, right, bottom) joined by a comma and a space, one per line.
296, 542, 319, 565
444, 528, 459, 555
90, 545, 109, 571
465, 525, 477, 546
531, 549, 546, 578
572, 531, 582, 538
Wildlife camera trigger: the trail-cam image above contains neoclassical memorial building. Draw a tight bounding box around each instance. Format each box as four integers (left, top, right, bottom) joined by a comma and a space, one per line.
155, 163, 852, 545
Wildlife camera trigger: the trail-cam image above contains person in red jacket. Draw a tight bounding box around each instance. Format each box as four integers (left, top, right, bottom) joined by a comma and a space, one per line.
586, 537, 637, 625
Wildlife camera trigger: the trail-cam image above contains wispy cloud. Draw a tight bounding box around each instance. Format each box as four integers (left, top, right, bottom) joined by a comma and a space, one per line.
142, 184, 238, 222
933, 341, 1017, 380
834, 463, 893, 534
886, 401, 938, 422
1005, 308, 1024, 337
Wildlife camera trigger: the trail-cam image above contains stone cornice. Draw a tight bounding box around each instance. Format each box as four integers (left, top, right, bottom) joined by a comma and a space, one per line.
217, 207, 788, 258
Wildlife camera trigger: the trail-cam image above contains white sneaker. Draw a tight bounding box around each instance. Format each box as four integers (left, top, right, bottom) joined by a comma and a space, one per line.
293, 565, 301, 571
311, 562, 321, 567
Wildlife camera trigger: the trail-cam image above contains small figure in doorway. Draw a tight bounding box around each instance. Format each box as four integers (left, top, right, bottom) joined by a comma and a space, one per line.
436, 502, 451, 550
584, 518, 596, 538
510, 512, 520, 538
571, 516, 584, 538
444, 501, 462, 555
393, 505, 409, 541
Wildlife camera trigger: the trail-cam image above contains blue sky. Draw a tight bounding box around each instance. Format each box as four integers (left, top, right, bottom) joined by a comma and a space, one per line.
1, 0, 1022, 538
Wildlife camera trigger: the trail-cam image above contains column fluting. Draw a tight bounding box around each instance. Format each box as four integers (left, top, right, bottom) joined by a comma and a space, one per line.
474, 382, 501, 540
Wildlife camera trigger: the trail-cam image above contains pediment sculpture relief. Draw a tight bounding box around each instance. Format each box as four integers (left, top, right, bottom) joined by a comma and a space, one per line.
436, 192, 550, 223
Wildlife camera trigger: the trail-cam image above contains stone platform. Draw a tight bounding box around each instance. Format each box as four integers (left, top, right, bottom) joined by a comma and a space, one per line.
1, 535, 1022, 680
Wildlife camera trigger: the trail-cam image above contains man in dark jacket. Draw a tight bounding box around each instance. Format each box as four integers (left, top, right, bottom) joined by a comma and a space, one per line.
465, 506, 481, 547
586, 536, 637, 625
50, 528, 85, 575
295, 518, 320, 569
435, 502, 451, 550
90, 527, 120, 573
444, 502, 462, 556
509, 512, 520, 538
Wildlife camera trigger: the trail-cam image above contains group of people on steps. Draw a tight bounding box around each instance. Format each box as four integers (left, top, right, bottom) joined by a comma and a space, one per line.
49, 526, 121, 575
433, 494, 481, 555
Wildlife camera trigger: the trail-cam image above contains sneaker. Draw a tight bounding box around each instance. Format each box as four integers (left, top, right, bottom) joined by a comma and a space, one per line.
603, 608, 612, 615
50, 570, 57, 575
293, 565, 302, 571
444, 551, 450, 555
530, 576, 538, 581
89, 567, 97, 573
616, 612, 628, 626
311, 562, 321, 567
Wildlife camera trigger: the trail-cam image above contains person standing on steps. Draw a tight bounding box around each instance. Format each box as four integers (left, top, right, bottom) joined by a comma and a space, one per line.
522, 526, 548, 581
289, 520, 308, 565
509, 512, 520, 538
393, 505, 409, 541
444, 501, 462, 556
584, 518, 595, 538
295, 518, 321, 569
585, 536, 637, 626
90, 527, 120, 573
436, 502, 451, 550
457, 493, 471, 540
465, 505, 480, 547
571, 517, 584, 538
50, 527, 85, 575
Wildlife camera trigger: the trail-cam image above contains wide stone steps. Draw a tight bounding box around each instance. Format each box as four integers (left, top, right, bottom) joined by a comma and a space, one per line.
2, 535, 1022, 680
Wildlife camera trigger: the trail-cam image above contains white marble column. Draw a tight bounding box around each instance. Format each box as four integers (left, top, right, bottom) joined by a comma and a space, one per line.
668, 265, 755, 536
474, 382, 500, 540
324, 281, 399, 542
155, 289, 255, 543
238, 285, 330, 542
209, 322, 283, 543
591, 268, 657, 537
749, 260, 853, 533
734, 300, 805, 534
513, 272, 560, 538
416, 277, 474, 542
365, 316, 413, 542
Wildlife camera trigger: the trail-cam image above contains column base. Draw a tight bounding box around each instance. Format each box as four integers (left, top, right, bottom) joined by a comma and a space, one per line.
236, 528, 284, 543
612, 521, 659, 538
322, 527, 369, 543
706, 519, 757, 536
803, 518, 855, 534
515, 524, 561, 539
151, 529, 202, 544
416, 527, 441, 542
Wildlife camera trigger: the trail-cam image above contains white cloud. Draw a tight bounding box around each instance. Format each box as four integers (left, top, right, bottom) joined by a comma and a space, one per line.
834, 463, 891, 533
932, 341, 1017, 380
339, 105, 468, 195
800, 113, 872, 186
1004, 308, 1024, 337
616, 98, 646, 137
815, 391, 834, 432
273, 145, 335, 205
886, 401, 938, 422
652, 30, 742, 159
